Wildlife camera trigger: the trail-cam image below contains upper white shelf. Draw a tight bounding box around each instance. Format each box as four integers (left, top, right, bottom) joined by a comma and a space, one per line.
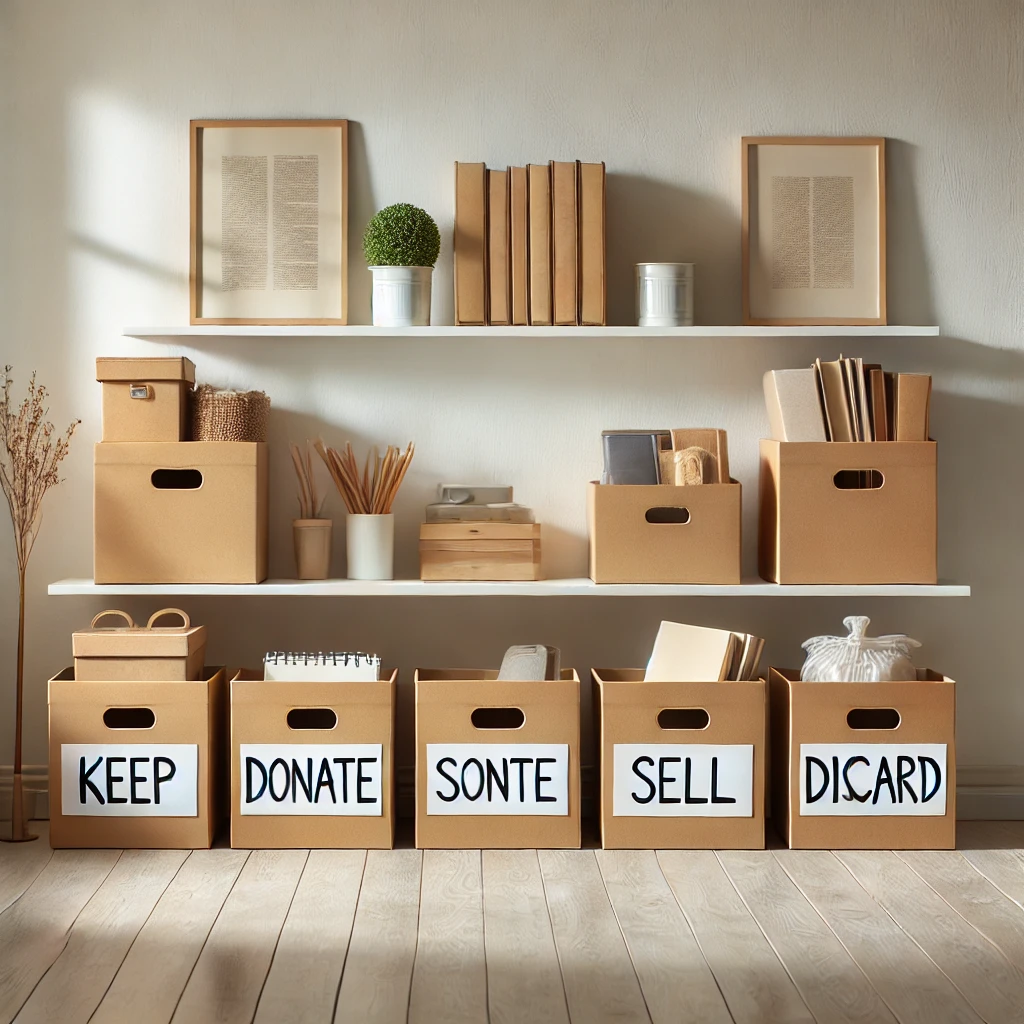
122, 325, 941, 340
48, 577, 970, 597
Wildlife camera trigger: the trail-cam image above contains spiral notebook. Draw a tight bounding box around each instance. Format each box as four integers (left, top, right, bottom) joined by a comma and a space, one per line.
263, 651, 381, 682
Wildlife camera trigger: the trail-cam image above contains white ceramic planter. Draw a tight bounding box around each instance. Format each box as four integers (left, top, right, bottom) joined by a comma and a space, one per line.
370, 266, 432, 327
346, 513, 394, 580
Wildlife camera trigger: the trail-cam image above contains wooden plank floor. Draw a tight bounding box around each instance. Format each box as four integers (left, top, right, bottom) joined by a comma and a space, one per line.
2, 822, 1024, 1024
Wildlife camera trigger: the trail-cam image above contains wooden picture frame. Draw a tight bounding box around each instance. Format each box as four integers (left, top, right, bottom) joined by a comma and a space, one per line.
190, 119, 348, 325
742, 136, 886, 326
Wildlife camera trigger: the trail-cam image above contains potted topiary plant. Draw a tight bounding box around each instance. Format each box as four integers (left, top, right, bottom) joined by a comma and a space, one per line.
363, 203, 440, 327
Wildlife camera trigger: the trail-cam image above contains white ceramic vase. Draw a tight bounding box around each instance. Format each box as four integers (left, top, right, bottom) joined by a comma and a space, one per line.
346, 513, 395, 580
370, 266, 432, 327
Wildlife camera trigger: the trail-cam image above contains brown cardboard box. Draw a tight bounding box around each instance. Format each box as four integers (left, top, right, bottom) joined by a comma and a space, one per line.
588, 481, 741, 584
593, 670, 766, 850
415, 669, 581, 849
94, 441, 268, 584
759, 439, 937, 584
48, 667, 226, 849
769, 668, 955, 850
96, 357, 195, 442
229, 670, 396, 849
72, 608, 207, 681
419, 522, 542, 581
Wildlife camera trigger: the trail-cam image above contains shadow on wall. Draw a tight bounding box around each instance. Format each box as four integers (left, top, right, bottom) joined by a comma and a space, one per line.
885, 139, 936, 326
606, 173, 741, 326
345, 121, 377, 327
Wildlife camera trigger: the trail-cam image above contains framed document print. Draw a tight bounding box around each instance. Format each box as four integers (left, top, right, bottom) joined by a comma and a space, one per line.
742, 137, 886, 326
190, 119, 348, 324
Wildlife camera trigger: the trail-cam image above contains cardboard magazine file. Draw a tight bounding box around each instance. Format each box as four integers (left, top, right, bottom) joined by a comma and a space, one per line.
229, 669, 397, 849
96, 356, 195, 442
588, 481, 741, 584
415, 669, 581, 849
72, 608, 207, 681
758, 440, 937, 584
769, 668, 955, 850
48, 666, 226, 849
94, 441, 268, 584
593, 670, 766, 850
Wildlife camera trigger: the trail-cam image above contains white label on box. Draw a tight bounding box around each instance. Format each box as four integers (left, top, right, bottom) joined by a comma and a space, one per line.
799, 744, 947, 816
61, 744, 198, 817
240, 744, 383, 816
612, 744, 754, 817
426, 743, 569, 815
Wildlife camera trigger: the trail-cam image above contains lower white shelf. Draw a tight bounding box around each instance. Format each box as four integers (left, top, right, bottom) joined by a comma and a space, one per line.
47, 577, 971, 597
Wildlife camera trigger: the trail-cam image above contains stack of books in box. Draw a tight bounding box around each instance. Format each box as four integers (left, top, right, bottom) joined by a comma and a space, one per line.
454, 160, 606, 327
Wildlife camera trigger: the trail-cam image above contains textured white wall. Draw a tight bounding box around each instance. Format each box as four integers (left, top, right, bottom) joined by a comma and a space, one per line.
2, 0, 1022, 783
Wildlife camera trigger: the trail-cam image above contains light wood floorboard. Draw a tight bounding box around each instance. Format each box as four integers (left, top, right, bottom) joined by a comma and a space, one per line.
539, 850, 651, 1024
4, 830, 1024, 1024
0, 824, 53, 915
90, 849, 249, 1024
481, 850, 570, 1024
13, 850, 187, 1024
253, 850, 366, 1024
407, 850, 487, 1024
718, 850, 897, 1024
596, 849, 732, 1024
171, 849, 307, 1024
333, 849, 421, 1024
838, 850, 1024, 1024
0, 849, 120, 1024
775, 850, 983, 1024
658, 850, 815, 1024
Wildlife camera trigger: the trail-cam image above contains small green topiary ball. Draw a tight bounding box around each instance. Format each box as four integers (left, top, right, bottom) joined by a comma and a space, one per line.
363, 203, 441, 268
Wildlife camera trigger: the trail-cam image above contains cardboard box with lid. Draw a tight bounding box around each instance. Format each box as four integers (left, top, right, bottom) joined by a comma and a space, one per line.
770, 668, 955, 849
229, 669, 397, 849
48, 666, 226, 849
72, 608, 206, 681
593, 670, 766, 849
96, 356, 195, 442
415, 669, 581, 849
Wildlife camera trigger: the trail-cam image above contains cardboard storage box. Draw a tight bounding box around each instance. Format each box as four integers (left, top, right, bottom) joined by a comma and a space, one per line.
593, 670, 766, 849
588, 481, 741, 584
759, 439, 937, 584
229, 670, 397, 849
96, 356, 195, 442
770, 668, 955, 850
48, 666, 226, 849
419, 522, 542, 581
72, 608, 207, 681
94, 441, 268, 584
415, 669, 581, 849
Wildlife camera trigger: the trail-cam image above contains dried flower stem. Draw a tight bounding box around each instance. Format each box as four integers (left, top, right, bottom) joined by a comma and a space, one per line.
1, 366, 78, 789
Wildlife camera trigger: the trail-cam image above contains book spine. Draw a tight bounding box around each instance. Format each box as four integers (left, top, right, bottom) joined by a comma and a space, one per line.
487, 169, 510, 325
527, 163, 552, 325
577, 161, 607, 326
509, 167, 528, 326
551, 161, 578, 325
454, 161, 487, 326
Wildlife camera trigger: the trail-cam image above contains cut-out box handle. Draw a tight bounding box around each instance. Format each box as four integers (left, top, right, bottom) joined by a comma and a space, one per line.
833, 470, 884, 490
103, 707, 156, 730
151, 468, 203, 490
657, 708, 710, 730
645, 506, 690, 525
287, 708, 339, 731
846, 708, 901, 730
471, 707, 526, 730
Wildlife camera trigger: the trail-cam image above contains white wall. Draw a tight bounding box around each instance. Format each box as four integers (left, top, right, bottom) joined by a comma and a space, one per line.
3, 0, 1022, 792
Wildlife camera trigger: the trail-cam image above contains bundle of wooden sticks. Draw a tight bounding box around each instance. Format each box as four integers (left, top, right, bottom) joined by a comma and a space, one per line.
314, 439, 415, 515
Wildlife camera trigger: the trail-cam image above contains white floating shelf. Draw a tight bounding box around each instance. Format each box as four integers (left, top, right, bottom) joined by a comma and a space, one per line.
48, 577, 970, 597
122, 325, 940, 340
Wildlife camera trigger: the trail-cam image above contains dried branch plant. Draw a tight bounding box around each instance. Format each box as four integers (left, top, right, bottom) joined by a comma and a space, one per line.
290, 441, 326, 519
1, 366, 78, 840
